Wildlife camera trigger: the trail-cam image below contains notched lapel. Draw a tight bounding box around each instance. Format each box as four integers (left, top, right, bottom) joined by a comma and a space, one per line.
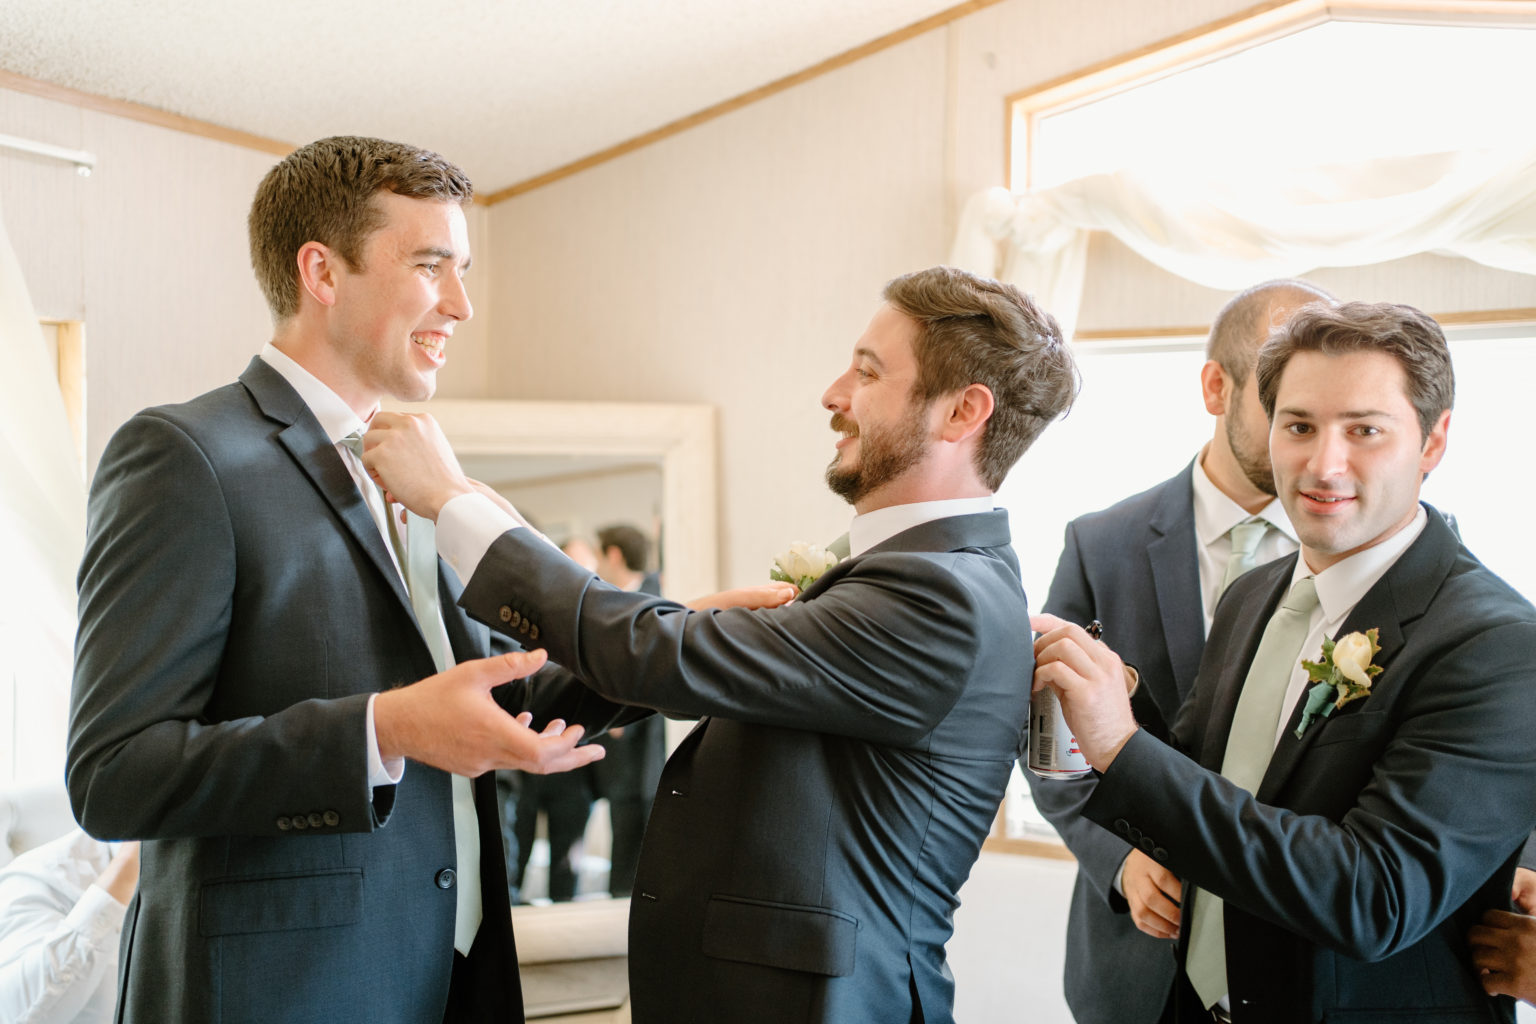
1147, 468, 1204, 702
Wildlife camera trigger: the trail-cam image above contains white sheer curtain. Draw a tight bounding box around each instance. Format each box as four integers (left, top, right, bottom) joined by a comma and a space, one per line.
0, 204, 85, 785
950, 147, 1536, 338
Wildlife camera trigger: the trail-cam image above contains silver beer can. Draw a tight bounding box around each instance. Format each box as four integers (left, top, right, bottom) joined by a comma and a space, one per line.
1027, 685, 1092, 779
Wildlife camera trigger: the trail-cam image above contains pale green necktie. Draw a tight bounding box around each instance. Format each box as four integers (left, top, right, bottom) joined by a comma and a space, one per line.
1220, 520, 1269, 596
342, 431, 482, 955
1185, 575, 1319, 1008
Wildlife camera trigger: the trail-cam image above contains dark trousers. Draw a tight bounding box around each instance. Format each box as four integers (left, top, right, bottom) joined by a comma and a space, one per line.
512, 768, 594, 902
443, 930, 520, 1023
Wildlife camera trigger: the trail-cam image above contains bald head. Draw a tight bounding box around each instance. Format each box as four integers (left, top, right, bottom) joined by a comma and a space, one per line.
1207, 279, 1336, 384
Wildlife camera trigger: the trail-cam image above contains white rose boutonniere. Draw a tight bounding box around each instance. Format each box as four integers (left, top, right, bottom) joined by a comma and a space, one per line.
770, 541, 840, 589
1294, 628, 1383, 738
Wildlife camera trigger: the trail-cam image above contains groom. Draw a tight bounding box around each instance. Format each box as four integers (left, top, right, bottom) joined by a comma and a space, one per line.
1034, 301, 1536, 1022
363, 266, 1079, 1023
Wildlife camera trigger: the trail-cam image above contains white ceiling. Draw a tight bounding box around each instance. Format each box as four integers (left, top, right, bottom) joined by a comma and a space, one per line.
0, 0, 962, 196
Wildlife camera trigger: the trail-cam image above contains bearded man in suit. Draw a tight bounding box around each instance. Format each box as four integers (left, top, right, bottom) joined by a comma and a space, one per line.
1028, 279, 1329, 1024
67, 136, 606, 1024
362, 266, 1080, 1024
1035, 301, 1536, 1022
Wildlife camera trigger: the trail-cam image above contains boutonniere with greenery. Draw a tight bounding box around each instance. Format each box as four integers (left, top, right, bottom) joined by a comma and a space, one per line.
1294, 628, 1382, 739
770, 541, 840, 589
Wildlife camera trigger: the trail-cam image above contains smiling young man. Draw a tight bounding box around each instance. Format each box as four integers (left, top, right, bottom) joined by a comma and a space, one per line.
360, 266, 1079, 1024
1033, 301, 1536, 1023
68, 136, 604, 1024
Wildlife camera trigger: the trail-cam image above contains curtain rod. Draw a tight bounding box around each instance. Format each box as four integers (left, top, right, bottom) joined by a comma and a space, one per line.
0, 133, 95, 176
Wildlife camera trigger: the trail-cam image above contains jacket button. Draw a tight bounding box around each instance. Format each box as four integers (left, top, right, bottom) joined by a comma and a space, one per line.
323, 810, 339, 826
1139, 837, 1156, 853
291, 814, 309, 830
518, 619, 530, 634
499, 606, 513, 623
1126, 826, 1143, 843
1153, 847, 1169, 862
276, 816, 291, 831
1114, 818, 1131, 836
308, 812, 325, 829
436, 868, 457, 889
510, 610, 522, 627
529, 625, 539, 641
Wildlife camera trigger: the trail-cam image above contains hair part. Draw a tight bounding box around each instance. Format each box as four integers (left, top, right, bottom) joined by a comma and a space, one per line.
248, 136, 474, 321
882, 266, 1078, 491
597, 524, 650, 572
1256, 300, 1455, 439
1207, 278, 1336, 384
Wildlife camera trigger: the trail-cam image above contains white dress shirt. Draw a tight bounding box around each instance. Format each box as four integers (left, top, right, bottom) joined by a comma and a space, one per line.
1190, 452, 1298, 635
0, 830, 123, 1024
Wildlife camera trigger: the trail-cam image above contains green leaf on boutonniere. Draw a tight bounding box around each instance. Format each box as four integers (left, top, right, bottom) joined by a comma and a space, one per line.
1293, 627, 1383, 739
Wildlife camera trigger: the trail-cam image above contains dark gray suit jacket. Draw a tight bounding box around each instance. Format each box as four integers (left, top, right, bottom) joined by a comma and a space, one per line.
1026, 463, 1204, 1023
459, 511, 1032, 1024
1086, 507, 1536, 1023
67, 358, 538, 1023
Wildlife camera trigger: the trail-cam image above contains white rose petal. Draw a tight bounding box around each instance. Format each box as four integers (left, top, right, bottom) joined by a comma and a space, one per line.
772, 541, 838, 585
1332, 632, 1374, 688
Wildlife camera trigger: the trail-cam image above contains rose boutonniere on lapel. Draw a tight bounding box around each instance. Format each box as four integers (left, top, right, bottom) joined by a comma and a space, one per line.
770, 541, 840, 589
1294, 628, 1383, 738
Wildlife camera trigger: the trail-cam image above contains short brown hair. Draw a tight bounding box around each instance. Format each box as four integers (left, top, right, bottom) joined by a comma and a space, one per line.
1207, 279, 1335, 384
883, 266, 1078, 490
248, 136, 474, 320
1256, 301, 1454, 439
597, 524, 650, 572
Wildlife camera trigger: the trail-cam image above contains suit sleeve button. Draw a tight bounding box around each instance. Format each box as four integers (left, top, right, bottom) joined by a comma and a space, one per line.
1139, 837, 1156, 852
518, 619, 530, 634
1114, 818, 1131, 836
499, 606, 513, 623
276, 816, 291, 831
529, 625, 539, 641
308, 812, 325, 829
1153, 847, 1169, 862
435, 868, 457, 889
510, 610, 522, 627
323, 810, 339, 826
291, 814, 308, 830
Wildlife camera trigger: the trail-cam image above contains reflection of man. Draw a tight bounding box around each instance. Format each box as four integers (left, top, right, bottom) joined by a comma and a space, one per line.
1035, 302, 1536, 1021
1028, 280, 1326, 1024
0, 831, 138, 1024
67, 136, 601, 1023
365, 266, 1079, 1022
591, 523, 666, 896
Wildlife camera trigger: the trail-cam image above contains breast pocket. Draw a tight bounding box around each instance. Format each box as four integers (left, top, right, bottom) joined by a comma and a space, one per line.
702, 894, 859, 977
1310, 710, 1390, 749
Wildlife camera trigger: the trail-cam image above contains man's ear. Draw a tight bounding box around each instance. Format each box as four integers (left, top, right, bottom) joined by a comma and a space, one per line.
1200, 360, 1231, 416
938, 383, 995, 443
1419, 409, 1452, 475
296, 241, 340, 309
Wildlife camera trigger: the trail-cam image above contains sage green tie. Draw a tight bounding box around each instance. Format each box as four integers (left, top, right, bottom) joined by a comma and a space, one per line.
1220, 520, 1269, 596
341, 431, 481, 954
1185, 575, 1319, 1008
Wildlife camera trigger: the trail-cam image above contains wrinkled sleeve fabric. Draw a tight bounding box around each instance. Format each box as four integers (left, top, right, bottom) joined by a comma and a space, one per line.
0, 852, 123, 1024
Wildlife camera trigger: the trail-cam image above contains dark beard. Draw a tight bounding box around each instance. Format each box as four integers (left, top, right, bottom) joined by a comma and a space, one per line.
1226, 393, 1276, 496
824, 406, 930, 505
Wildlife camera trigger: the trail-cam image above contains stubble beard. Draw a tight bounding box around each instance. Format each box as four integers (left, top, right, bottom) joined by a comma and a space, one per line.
824, 405, 931, 506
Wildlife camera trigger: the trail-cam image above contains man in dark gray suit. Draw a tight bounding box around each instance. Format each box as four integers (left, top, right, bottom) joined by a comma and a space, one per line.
1036, 302, 1536, 1022
1028, 280, 1328, 1024
364, 266, 1080, 1023
67, 136, 605, 1023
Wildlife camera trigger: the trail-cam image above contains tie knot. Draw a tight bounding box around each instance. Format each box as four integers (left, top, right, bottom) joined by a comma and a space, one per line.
339, 429, 365, 457
1282, 575, 1319, 615
1229, 519, 1267, 557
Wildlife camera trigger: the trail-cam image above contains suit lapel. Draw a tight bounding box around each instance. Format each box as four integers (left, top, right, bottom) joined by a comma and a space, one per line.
798, 510, 1015, 602
240, 357, 415, 617
1257, 507, 1458, 802
1147, 463, 1205, 703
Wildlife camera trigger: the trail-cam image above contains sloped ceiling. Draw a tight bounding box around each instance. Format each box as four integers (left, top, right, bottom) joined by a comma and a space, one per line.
0, 0, 970, 195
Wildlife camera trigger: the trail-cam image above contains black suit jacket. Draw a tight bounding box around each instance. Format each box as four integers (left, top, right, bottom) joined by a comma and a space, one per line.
460, 511, 1032, 1024
1026, 463, 1204, 1023
1085, 506, 1536, 1023
67, 359, 533, 1023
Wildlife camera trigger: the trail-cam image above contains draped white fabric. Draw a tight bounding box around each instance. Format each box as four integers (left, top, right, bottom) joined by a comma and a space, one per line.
0, 204, 85, 784
949, 147, 1536, 339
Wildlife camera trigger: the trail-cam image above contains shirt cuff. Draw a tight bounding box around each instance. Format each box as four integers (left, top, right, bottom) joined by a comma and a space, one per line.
70, 882, 129, 944
1112, 852, 1130, 897
438, 491, 520, 586
366, 693, 405, 788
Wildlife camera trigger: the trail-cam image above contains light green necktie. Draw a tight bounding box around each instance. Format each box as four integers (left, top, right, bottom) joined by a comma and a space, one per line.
1220, 520, 1269, 596
342, 431, 481, 954
1185, 575, 1319, 1008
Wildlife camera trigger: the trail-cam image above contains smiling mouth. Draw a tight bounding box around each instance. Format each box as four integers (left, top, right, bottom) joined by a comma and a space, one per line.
1301, 491, 1353, 507
412, 332, 447, 364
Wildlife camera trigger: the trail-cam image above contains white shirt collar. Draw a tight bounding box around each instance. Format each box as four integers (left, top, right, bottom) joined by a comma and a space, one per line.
848, 496, 996, 557
1292, 505, 1429, 624
1191, 448, 1295, 546
259, 343, 373, 444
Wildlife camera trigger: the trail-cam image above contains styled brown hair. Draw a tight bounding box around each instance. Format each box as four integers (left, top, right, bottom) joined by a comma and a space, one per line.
883, 266, 1078, 490
248, 136, 474, 320
1207, 278, 1335, 384
597, 524, 650, 572
1256, 300, 1455, 439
